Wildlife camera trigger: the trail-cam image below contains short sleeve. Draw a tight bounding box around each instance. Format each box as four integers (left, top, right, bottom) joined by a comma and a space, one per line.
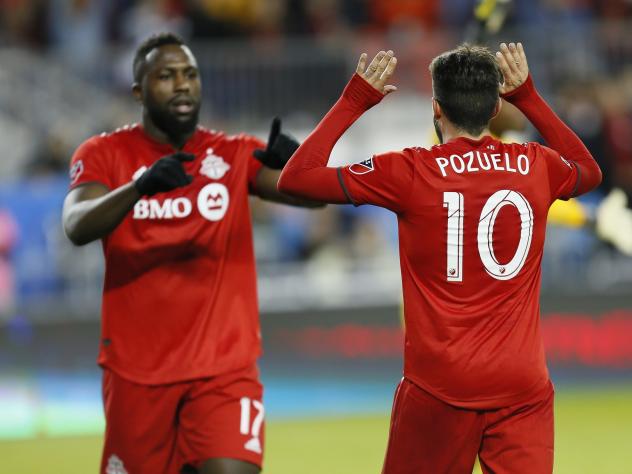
235, 133, 266, 194
338, 149, 416, 213
538, 144, 579, 201
68, 136, 113, 190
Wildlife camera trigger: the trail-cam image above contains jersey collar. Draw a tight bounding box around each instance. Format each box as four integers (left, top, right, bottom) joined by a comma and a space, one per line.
447, 135, 496, 148
137, 126, 205, 154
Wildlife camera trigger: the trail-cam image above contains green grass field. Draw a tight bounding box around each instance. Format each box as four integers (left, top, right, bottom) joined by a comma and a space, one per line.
2, 387, 631, 473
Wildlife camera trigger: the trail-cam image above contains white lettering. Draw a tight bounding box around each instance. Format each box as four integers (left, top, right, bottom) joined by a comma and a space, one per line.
450, 154, 465, 173
464, 151, 479, 172
134, 200, 149, 219
435, 151, 530, 177
172, 198, 192, 218
133, 198, 193, 220
517, 154, 529, 175
149, 199, 173, 219
436, 157, 449, 177
478, 151, 491, 170
491, 153, 504, 171
504, 153, 516, 172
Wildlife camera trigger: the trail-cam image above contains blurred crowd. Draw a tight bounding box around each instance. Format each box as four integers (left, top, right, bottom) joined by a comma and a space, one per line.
1, 0, 632, 317
3, 0, 632, 49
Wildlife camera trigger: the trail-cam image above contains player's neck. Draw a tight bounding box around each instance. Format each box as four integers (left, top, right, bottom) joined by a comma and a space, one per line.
142, 117, 194, 150
441, 123, 491, 144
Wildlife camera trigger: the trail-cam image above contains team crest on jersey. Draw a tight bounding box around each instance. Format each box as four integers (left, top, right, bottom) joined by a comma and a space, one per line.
200, 148, 230, 180
105, 455, 128, 474
349, 157, 374, 175
69, 160, 84, 184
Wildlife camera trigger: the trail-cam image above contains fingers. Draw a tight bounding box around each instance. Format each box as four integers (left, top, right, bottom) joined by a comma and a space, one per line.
268, 117, 281, 146
380, 55, 397, 82
499, 43, 520, 75
365, 51, 386, 77
383, 85, 398, 94
356, 53, 367, 74
173, 152, 196, 162
373, 50, 394, 79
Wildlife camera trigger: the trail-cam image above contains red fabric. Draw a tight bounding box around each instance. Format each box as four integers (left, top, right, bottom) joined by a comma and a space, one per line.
277, 73, 384, 203
502, 75, 602, 198
279, 74, 602, 409
69, 125, 265, 384
101, 364, 264, 474
382, 378, 554, 474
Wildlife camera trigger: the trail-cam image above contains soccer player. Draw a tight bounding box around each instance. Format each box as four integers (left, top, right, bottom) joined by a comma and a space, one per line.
62, 33, 319, 474
277, 44, 601, 473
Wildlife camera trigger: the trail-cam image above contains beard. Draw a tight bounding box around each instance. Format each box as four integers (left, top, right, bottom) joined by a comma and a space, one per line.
145, 96, 200, 140
433, 117, 444, 144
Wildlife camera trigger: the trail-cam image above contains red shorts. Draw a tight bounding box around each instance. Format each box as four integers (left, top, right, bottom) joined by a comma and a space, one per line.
382, 377, 554, 474
100, 364, 264, 474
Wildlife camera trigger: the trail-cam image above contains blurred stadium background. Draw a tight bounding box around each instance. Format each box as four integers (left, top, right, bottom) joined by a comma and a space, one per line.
1, 0, 632, 473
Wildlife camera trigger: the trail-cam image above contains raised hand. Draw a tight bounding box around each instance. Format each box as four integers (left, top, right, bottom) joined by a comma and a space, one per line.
356, 50, 398, 95
134, 152, 195, 196
253, 117, 300, 170
496, 42, 529, 95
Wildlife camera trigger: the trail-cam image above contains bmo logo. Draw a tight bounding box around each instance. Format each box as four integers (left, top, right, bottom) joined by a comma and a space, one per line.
197, 183, 229, 221
133, 183, 229, 221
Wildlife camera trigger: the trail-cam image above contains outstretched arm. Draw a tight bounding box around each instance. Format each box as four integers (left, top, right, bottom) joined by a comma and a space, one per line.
496, 42, 602, 197
277, 51, 398, 203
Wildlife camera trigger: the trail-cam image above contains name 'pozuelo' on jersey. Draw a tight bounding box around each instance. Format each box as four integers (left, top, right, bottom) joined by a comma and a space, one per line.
68, 124, 265, 385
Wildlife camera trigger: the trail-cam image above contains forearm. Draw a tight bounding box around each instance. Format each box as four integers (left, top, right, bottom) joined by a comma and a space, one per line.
63, 182, 140, 245
277, 74, 383, 202
254, 167, 325, 207
503, 75, 602, 194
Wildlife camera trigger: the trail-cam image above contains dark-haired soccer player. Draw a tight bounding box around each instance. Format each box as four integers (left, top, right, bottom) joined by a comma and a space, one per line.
62, 33, 319, 474
278, 44, 601, 473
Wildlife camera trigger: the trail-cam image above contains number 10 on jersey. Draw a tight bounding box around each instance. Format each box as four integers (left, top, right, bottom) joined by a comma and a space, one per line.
443, 190, 534, 282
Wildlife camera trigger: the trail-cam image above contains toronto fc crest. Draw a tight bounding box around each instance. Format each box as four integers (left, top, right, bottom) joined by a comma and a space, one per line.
200, 148, 230, 179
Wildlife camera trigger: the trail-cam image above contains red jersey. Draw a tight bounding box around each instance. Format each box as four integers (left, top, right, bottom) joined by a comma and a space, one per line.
69, 125, 264, 385
338, 138, 578, 408
279, 74, 600, 409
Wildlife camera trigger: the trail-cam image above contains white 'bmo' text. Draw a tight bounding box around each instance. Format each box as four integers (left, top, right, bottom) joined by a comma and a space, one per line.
436, 151, 530, 177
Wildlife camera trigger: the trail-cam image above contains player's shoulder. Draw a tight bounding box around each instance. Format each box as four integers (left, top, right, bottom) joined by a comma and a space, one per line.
82, 123, 143, 149
195, 125, 227, 142
195, 126, 263, 148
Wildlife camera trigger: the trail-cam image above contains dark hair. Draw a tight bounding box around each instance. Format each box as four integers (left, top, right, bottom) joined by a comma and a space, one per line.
133, 32, 186, 83
429, 44, 502, 136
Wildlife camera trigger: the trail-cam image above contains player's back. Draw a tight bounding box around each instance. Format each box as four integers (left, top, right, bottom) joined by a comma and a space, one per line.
397, 135, 572, 409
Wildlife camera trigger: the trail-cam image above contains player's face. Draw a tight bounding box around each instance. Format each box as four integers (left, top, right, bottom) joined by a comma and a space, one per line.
140, 44, 202, 138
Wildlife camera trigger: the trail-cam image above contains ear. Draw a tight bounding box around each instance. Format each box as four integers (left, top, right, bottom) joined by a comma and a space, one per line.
132, 82, 142, 103
491, 97, 502, 120
432, 98, 442, 119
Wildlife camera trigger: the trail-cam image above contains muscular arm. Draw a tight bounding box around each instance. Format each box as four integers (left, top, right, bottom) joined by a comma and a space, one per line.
62, 182, 140, 246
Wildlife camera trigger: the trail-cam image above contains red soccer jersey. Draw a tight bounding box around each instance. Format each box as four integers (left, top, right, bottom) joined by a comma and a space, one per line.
339, 137, 579, 409
69, 125, 264, 385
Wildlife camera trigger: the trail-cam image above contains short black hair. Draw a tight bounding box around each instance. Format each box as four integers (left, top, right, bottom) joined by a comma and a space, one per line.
133, 32, 186, 83
430, 44, 502, 136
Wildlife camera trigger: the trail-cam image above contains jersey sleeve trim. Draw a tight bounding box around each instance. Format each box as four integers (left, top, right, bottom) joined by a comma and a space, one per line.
68, 178, 111, 192
569, 161, 581, 198
337, 167, 357, 206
